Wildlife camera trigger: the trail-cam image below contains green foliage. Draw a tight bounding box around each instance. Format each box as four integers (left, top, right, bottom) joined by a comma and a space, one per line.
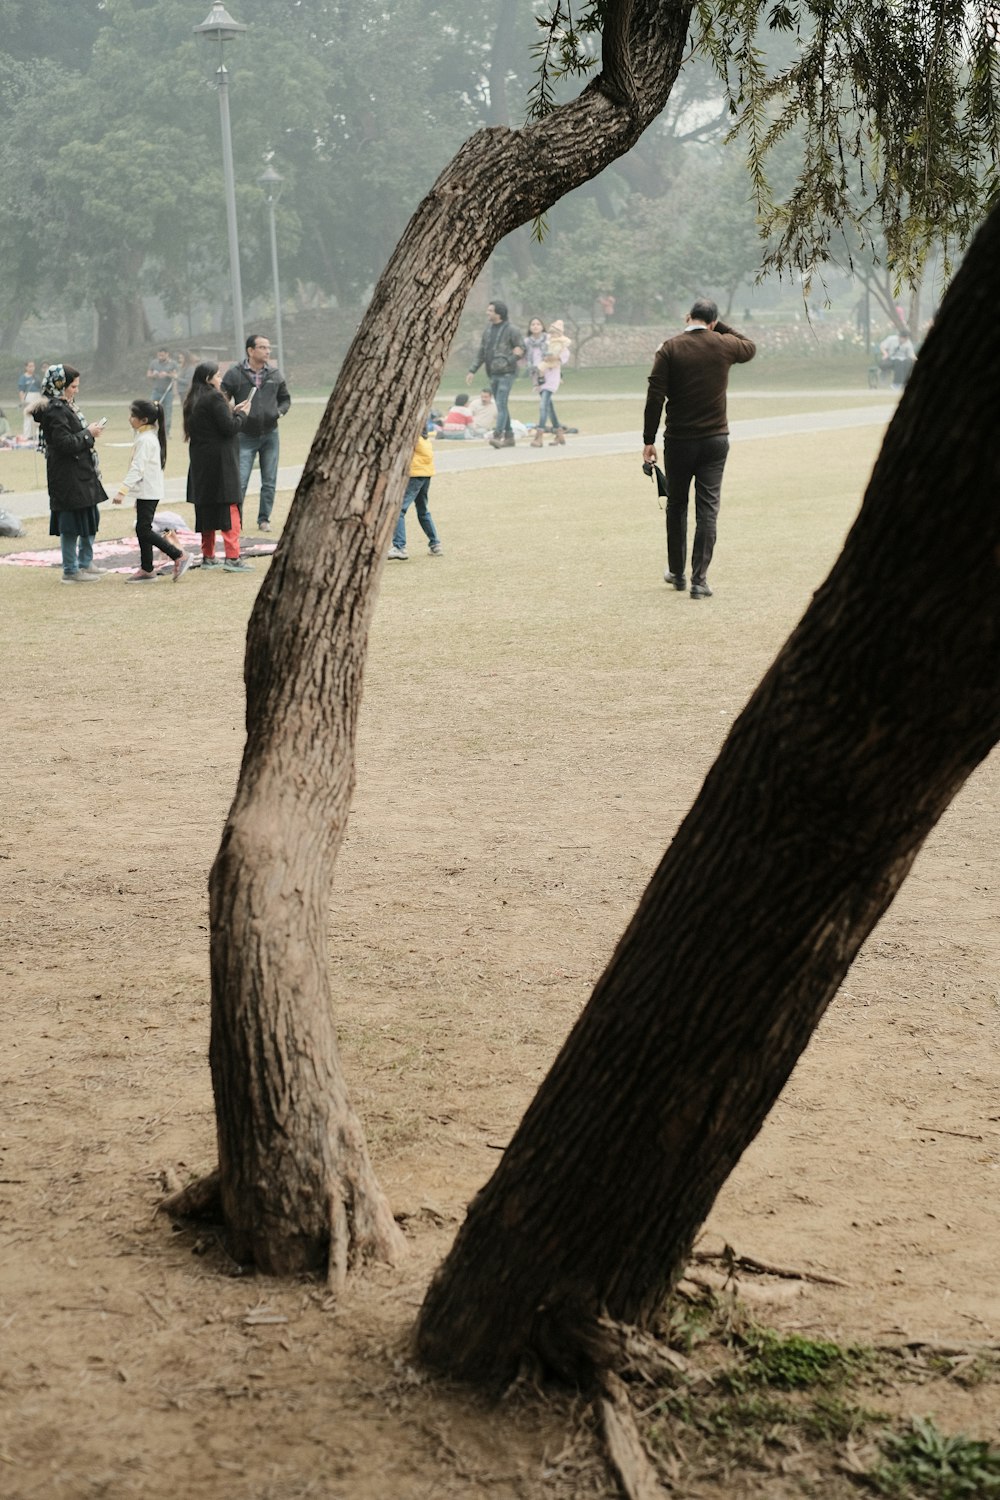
801, 1391, 885, 1442
870, 1416, 1000, 1498
527, 0, 602, 119
727, 1325, 865, 1391
692, 0, 1000, 283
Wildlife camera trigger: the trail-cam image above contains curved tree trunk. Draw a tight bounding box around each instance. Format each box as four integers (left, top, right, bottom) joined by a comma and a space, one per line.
415, 201, 1000, 1384
203, 0, 694, 1277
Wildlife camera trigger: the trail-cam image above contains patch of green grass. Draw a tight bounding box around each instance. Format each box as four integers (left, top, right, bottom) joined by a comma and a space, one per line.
728, 1326, 866, 1391
660, 1294, 719, 1354
801, 1392, 886, 1442
869, 1416, 1000, 1498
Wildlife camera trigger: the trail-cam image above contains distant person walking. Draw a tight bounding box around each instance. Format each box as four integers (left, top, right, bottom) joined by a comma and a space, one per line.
387, 426, 442, 560
32, 363, 108, 584
221, 334, 291, 533
146, 349, 179, 434
642, 298, 756, 599
111, 398, 189, 583
467, 301, 524, 448
183, 362, 254, 573
879, 328, 916, 388
17, 360, 41, 440
531, 320, 571, 446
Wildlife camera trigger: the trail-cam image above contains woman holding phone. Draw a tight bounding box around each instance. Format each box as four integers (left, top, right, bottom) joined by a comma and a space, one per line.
32, 363, 108, 584
182, 362, 254, 572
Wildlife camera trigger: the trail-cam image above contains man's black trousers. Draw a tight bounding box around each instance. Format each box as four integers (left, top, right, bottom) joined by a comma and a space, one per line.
663, 434, 729, 585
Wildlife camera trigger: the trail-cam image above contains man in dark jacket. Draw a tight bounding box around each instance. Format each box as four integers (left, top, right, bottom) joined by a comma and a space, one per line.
467, 301, 524, 448
642, 298, 755, 598
221, 334, 291, 531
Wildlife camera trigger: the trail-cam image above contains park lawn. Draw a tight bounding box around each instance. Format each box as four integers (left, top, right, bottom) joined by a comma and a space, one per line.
5, 408, 1000, 1499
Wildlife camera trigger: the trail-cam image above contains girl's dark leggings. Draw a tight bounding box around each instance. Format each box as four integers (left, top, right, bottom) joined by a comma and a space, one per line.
135, 498, 182, 572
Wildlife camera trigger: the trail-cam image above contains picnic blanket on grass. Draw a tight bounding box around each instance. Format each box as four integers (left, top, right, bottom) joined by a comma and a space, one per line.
0, 525, 277, 574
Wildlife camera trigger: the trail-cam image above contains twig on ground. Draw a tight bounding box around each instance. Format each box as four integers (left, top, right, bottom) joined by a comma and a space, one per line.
691, 1247, 850, 1287
877, 1338, 1000, 1357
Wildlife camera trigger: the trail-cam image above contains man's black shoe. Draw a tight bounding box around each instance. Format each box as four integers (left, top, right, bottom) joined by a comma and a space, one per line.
664, 570, 686, 590
690, 582, 713, 599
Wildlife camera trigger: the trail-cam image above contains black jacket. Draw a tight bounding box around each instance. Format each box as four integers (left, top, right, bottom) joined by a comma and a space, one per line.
33, 396, 108, 511
470, 320, 524, 378
185, 390, 247, 529
220, 360, 291, 437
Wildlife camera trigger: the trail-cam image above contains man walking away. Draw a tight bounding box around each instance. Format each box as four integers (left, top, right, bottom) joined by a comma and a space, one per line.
221, 334, 291, 532
642, 299, 755, 599
146, 349, 179, 435
467, 301, 524, 448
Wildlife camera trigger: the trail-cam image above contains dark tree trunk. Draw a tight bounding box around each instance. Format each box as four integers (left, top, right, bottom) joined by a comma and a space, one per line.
415, 202, 1000, 1386
201, 0, 694, 1278
94, 287, 152, 375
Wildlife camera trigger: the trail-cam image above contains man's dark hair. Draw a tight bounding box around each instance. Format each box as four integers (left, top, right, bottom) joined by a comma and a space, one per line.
245, 333, 266, 353
490, 300, 508, 321
689, 299, 718, 325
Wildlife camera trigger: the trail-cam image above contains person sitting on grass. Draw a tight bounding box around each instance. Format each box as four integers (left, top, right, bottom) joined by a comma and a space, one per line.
440, 392, 476, 438
470, 388, 498, 436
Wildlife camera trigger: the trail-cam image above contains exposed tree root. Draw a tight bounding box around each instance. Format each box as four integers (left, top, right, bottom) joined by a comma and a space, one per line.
158, 1167, 222, 1221
598, 1371, 671, 1500
597, 1315, 691, 1383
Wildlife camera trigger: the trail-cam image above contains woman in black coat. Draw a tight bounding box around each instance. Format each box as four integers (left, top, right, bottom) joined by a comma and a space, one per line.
183, 362, 253, 572
34, 363, 108, 584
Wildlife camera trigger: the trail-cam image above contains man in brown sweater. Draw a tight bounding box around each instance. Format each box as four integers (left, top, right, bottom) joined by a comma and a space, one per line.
642, 299, 756, 598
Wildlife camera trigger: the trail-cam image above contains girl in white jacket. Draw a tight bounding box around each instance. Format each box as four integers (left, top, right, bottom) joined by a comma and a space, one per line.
112, 398, 190, 582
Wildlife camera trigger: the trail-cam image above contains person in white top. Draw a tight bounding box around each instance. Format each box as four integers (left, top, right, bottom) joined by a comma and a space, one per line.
111, 398, 190, 582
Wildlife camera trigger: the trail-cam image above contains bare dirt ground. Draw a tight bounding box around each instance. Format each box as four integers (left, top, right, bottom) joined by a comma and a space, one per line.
1, 430, 997, 1497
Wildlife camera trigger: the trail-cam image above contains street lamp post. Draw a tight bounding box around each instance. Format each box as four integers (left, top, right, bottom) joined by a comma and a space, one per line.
258, 165, 285, 377
195, 3, 247, 357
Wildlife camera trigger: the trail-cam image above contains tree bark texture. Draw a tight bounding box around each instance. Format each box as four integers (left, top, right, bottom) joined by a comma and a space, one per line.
415, 203, 1000, 1384
207, 1, 694, 1276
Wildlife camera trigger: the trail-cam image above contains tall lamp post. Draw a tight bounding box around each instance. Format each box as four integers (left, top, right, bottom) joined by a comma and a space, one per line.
195, 3, 247, 356
258, 165, 285, 377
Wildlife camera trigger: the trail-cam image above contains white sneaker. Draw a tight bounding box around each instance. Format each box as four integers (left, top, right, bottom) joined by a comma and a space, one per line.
429, 543, 443, 556
387, 546, 408, 560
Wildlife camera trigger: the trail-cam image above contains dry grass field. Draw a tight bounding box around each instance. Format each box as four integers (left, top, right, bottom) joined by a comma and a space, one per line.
1, 400, 997, 1498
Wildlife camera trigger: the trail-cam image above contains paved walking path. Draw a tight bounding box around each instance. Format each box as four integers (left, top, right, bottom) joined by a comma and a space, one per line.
0, 402, 897, 522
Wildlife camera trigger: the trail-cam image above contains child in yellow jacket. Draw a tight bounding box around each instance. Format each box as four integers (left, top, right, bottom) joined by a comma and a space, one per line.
388, 427, 443, 559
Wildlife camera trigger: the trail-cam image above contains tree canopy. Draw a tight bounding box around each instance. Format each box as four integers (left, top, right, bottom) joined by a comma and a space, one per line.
4, 0, 998, 364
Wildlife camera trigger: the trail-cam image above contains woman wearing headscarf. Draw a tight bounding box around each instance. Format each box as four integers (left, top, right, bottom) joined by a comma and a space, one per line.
182, 362, 253, 572
33, 363, 108, 583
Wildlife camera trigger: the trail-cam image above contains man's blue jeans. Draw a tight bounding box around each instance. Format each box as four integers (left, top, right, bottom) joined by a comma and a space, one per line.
237, 427, 280, 526
393, 477, 439, 550
490, 373, 515, 439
